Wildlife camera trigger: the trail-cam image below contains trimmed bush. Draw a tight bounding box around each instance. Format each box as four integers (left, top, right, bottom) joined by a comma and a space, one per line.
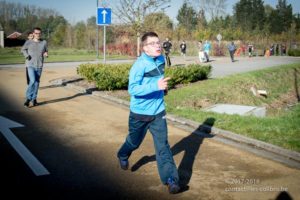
165, 64, 212, 89
288, 49, 300, 57
77, 63, 211, 90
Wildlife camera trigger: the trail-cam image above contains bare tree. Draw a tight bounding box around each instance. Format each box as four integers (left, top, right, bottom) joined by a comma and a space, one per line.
110, 0, 171, 56
193, 0, 227, 20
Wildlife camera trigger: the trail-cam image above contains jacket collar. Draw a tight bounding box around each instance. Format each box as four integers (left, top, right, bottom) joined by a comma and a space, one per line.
141, 52, 164, 63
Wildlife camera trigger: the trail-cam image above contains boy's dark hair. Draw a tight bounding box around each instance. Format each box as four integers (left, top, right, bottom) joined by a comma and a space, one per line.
33, 27, 42, 32
27, 30, 33, 36
141, 32, 158, 44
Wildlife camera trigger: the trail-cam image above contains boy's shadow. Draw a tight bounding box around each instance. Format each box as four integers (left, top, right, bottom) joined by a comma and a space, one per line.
131, 117, 216, 192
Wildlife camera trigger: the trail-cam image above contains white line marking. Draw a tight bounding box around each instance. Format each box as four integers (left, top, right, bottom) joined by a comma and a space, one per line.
0, 116, 50, 176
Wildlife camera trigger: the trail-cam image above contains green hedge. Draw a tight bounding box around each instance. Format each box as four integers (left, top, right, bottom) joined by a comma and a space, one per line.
77, 63, 211, 90
288, 49, 300, 56
165, 64, 212, 88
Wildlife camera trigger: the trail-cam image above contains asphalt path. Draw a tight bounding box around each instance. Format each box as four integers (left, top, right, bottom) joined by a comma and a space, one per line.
207, 56, 300, 78
0, 56, 300, 199
2, 55, 300, 78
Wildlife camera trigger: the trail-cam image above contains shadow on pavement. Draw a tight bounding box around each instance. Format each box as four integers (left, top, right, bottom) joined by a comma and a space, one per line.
276, 191, 293, 200
36, 93, 88, 106
0, 92, 133, 200
39, 85, 65, 90
39, 77, 84, 90
131, 117, 216, 193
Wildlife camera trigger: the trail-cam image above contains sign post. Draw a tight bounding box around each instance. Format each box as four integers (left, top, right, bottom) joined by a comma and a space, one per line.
217, 33, 222, 56
97, 7, 111, 64
0, 23, 4, 48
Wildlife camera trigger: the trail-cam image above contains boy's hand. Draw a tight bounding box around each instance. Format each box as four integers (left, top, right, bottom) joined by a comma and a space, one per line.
158, 77, 171, 90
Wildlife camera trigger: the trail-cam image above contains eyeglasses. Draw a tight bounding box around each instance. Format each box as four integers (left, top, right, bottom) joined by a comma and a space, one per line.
144, 41, 161, 46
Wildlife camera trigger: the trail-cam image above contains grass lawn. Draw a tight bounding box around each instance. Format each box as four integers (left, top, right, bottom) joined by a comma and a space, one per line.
165, 63, 300, 152
0, 47, 133, 64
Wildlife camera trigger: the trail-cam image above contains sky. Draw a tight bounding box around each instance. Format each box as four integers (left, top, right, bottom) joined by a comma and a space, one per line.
5, 0, 300, 24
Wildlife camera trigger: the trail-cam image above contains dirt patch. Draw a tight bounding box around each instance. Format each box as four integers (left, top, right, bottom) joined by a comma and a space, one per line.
268, 89, 300, 115
182, 98, 212, 109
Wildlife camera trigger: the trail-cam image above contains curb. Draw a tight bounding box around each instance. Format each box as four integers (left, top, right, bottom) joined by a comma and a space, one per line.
52, 78, 300, 169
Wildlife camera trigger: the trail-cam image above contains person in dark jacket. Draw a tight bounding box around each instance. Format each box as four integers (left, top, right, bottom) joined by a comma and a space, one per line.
162, 37, 172, 67
180, 40, 187, 59
228, 41, 236, 62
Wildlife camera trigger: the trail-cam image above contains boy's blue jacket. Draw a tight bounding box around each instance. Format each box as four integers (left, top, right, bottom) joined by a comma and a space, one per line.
128, 52, 165, 116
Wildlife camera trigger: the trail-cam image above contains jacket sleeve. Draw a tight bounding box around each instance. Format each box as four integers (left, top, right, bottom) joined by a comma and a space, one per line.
21, 40, 29, 58
128, 63, 160, 96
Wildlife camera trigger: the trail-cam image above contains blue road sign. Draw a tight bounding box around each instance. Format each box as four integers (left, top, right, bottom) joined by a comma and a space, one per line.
97, 7, 111, 25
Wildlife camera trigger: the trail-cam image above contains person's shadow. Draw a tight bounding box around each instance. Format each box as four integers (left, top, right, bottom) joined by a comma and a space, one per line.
276, 191, 293, 200
131, 117, 216, 192
37, 93, 88, 106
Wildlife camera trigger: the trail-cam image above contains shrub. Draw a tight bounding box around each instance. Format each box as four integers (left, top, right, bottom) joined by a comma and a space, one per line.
77, 63, 98, 82
77, 63, 131, 90
288, 49, 300, 57
99, 43, 137, 56
78, 63, 212, 90
165, 64, 212, 89
212, 43, 225, 56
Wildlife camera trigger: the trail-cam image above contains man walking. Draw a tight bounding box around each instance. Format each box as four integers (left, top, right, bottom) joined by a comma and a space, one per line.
228, 41, 236, 62
21, 27, 48, 107
117, 32, 180, 194
162, 37, 172, 67
180, 40, 187, 59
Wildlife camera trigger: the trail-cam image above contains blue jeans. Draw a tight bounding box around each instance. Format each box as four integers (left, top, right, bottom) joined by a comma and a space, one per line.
229, 50, 235, 62
118, 111, 179, 184
26, 67, 42, 101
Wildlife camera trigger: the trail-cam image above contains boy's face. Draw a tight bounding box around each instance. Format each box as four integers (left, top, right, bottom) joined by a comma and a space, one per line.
33, 29, 41, 40
143, 36, 161, 57
28, 34, 33, 40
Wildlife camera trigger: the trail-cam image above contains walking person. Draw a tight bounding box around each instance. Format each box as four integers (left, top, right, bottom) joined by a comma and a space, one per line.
203, 40, 211, 62
21, 27, 48, 107
162, 37, 172, 67
179, 40, 187, 59
25, 31, 34, 85
227, 41, 236, 62
198, 40, 205, 63
117, 32, 180, 194
198, 40, 208, 63
248, 43, 254, 57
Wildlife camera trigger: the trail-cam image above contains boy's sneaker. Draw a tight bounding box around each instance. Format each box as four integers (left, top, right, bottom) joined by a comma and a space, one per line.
166, 178, 180, 194
32, 99, 38, 106
24, 99, 30, 107
118, 158, 129, 170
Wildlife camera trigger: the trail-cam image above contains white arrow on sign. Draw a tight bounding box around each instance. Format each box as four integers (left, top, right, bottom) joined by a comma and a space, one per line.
0, 116, 49, 176
101, 9, 107, 23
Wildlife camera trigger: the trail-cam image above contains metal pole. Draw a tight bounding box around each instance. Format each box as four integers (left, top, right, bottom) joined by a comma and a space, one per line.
137, 32, 140, 57
103, 25, 106, 64
97, 26, 99, 59
96, 0, 99, 60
